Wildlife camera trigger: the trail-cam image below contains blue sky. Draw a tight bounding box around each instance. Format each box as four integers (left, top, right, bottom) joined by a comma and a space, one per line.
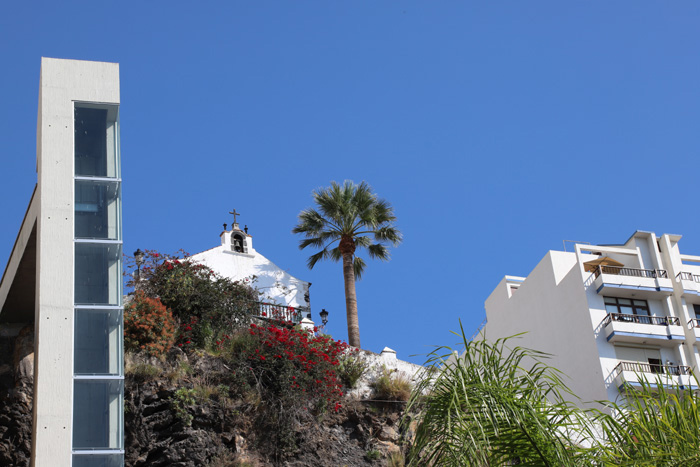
1, 2, 700, 363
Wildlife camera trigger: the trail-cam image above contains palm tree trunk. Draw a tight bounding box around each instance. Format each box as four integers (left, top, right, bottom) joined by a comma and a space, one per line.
342, 252, 360, 348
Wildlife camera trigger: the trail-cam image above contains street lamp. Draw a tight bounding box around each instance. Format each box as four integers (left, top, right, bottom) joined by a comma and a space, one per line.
319, 309, 329, 326
134, 249, 145, 280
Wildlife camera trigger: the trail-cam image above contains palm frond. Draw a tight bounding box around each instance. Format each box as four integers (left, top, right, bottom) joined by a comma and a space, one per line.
306, 249, 329, 270
328, 246, 342, 262
373, 225, 402, 246
298, 231, 340, 250
293, 208, 335, 236
367, 243, 389, 260
353, 256, 366, 280
353, 235, 372, 249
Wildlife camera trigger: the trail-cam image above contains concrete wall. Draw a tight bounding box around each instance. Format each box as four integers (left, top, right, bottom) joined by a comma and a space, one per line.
33, 58, 120, 467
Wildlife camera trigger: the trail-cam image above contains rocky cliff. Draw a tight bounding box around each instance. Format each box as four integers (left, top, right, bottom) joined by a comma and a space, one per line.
0, 341, 413, 466
124, 350, 413, 466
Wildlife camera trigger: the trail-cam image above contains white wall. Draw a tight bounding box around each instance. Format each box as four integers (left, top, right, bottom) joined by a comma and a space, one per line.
191, 230, 311, 310
483, 250, 611, 409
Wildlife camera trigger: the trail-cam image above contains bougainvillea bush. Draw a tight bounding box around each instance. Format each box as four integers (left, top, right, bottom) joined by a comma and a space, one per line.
225, 323, 346, 411
124, 291, 177, 358
127, 250, 260, 349
221, 323, 349, 454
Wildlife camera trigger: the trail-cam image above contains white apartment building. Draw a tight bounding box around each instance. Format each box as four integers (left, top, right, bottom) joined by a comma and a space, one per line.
483, 231, 700, 408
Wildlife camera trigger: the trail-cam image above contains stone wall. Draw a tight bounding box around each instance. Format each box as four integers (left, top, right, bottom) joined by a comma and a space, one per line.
0, 323, 34, 467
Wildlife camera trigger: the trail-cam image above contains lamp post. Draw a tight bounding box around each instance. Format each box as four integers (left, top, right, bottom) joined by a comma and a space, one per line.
134, 248, 145, 284
320, 309, 329, 326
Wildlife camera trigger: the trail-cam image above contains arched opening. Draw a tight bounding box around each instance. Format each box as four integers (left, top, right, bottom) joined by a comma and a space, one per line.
231, 233, 247, 254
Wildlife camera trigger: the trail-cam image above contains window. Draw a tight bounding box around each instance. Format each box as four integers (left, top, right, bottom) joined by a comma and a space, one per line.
74, 106, 119, 178
72, 379, 123, 449
648, 358, 664, 374
75, 180, 121, 239
604, 296, 651, 324
73, 103, 123, 461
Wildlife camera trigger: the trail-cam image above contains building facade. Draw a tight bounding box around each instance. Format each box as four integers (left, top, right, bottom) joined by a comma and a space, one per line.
190, 221, 312, 322
483, 231, 700, 408
0, 58, 123, 466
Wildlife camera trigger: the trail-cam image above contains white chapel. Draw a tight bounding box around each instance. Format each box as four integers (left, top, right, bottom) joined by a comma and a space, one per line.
190, 213, 312, 321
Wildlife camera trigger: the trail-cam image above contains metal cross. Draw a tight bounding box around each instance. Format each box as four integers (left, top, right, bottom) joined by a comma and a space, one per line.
229, 209, 241, 224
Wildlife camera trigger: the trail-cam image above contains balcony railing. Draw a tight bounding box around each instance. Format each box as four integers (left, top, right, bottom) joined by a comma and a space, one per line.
253, 301, 308, 323
603, 313, 680, 327
614, 361, 691, 377
594, 265, 668, 279
676, 272, 700, 283
689, 318, 700, 329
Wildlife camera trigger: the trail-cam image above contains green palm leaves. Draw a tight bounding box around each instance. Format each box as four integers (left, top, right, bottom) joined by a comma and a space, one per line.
597, 376, 700, 466
407, 324, 598, 466
406, 324, 700, 466
294, 180, 401, 279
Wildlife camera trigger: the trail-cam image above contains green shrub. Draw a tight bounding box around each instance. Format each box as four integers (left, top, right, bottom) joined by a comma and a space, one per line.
127, 250, 260, 349
124, 291, 177, 357
171, 387, 196, 426
365, 449, 382, 461
371, 367, 412, 402
337, 350, 369, 388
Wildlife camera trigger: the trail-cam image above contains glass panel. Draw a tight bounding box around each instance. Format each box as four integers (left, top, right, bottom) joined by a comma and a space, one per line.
72, 453, 124, 467
618, 298, 632, 305
604, 297, 617, 305
605, 303, 618, 315
75, 309, 123, 375
75, 105, 119, 178
73, 380, 123, 449
75, 180, 121, 240
619, 305, 634, 315
75, 243, 122, 306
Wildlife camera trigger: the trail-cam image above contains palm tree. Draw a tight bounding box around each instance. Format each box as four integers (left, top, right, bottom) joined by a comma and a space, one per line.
293, 180, 401, 348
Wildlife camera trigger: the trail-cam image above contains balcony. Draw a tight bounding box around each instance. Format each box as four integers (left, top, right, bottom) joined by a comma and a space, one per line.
688, 318, 700, 341
675, 272, 700, 296
603, 313, 684, 346
593, 266, 673, 299
253, 301, 309, 324
613, 361, 695, 392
